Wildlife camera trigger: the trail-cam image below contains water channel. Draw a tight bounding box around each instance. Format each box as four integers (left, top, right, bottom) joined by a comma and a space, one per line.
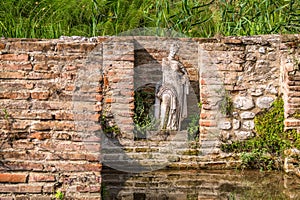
102, 166, 300, 200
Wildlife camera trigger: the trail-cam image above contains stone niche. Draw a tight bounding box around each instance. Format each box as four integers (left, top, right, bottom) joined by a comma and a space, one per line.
101, 37, 200, 144
99, 37, 201, 172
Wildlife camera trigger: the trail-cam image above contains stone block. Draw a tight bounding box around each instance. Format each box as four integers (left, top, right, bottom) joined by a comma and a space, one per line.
242, 120, 255, 130
240, 112, 255, 119
234, 131, 254, 140
256, 96, 275, 109
0, 174, 27, 183
218, 121, 232, 130
233, 96, 254, 110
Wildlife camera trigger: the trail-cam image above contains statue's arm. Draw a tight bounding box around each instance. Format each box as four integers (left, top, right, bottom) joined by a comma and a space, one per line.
178, 63, 189, 78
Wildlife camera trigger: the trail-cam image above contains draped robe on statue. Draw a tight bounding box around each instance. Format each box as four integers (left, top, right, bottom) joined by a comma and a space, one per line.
155, 51, 190, 131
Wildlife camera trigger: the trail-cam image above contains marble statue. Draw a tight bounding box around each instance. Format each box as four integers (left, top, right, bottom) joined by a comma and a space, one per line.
155, 44, 190, 131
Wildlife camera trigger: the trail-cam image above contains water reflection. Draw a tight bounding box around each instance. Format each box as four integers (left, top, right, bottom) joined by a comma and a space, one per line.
102, 166, 300, 200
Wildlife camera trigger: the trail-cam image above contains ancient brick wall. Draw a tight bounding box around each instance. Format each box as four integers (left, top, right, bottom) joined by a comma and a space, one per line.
0, 38, 103, 199
0, 35, 299, 199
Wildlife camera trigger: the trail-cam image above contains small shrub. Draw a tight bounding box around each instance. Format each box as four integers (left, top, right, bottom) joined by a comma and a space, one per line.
55, 189, 64, 200
221, 97, 299, 170
100, 114, 121, 138
219, 91, 233, 116
187, 114, 200, 141
133, 86, 156, 137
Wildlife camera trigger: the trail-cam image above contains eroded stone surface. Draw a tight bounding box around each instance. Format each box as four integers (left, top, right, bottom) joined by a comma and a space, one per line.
218, 121, 232, 130
233, 96, 255, 110
256, 96, 275, 109
284, 148, 300, 178
242, 120, 255, 130
233, 119, 240, 130
234, 131, 254, 140
240, 112, 255, 119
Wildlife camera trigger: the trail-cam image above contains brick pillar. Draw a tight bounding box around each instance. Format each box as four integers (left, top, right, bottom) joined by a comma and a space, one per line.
281, 43, 300, 130
102, 38, 135, 142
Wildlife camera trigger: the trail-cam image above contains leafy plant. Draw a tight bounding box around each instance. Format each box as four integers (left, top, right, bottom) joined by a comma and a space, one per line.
221, 97, 299, 170
100, 114, 121, 138
2, 109, 9, 121
187, 114, 200, 141
218, 90, 233, 116
55, 189, 64, 200
133, 86, 157, 137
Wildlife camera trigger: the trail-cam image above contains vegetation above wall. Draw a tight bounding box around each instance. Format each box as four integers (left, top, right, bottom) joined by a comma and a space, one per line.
0, 0, 299, 38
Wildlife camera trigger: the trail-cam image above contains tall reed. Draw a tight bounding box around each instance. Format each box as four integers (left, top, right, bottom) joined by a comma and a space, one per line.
0, 0, 299, 38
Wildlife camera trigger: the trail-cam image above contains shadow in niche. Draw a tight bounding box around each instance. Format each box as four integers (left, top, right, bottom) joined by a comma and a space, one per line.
133, 41, 163, 141
133, 41, 200, 141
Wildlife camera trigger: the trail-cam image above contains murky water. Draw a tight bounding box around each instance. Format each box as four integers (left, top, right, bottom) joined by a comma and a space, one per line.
102, 166, 300, 200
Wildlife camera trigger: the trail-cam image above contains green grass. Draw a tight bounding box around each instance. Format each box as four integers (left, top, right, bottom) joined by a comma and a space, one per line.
0, 0, 299, 39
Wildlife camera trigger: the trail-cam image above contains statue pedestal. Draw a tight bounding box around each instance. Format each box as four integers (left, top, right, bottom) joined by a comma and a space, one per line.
146, 130, 187, 141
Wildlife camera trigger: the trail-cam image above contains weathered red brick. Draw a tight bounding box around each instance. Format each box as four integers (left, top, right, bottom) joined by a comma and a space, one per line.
27, 72, 59, 80
61, 72, 77, 80
79, 85, 102, 93
0, 42, 5, 50
55, 112, 100, 122
0, 196, 13, 200
10, 110, 53, 120
0, 100, 30, 110
285, 119, 300, 127
2, 151, 48, 161
9, 41, 55, 52
29, 174, 56, 182
54, 163, 102, 172
76, 185, 101, 193
76, 123, 101, 132
217, 63, 243, 71
0, 54, 29, 62
0, 173, 27, 183
63, 65, 76, 72
0, 161, 43, 171
40, 141, 75, 151
30, 122, 51, 131
33, 64, 49, 71
13, 140, 35, 150
64, 84, 75, 91
54, 112, 73, 120
56, 43, 96, 53
0, 81, 34, 90
0, 71, 26, 79
31, 101, 73, 110
42, 185, 55, 194
12, 120, 31, 130
31, 91, 50, 100
55, 132, 72, 140
0, 91, 30, 100
200, 120, 217, 127
29, 132, 51, 140
222, 38, 243, 44
105, 98, 115, 103
53, 121, 75, 131
0, 63, 32, 71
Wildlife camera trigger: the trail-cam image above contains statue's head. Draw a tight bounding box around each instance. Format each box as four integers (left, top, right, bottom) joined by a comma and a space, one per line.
168, 43, 179, 59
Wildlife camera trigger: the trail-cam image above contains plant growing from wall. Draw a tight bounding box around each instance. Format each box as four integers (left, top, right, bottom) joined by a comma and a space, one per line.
221, 97, 300, 170
217, 90, 233, 117
100, 114, 121, 138
0, 108, 17, 145
187, 102, 201, 142
187, 114, 200, 142
55, 189, 64, 200
133, 86, 157, 137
